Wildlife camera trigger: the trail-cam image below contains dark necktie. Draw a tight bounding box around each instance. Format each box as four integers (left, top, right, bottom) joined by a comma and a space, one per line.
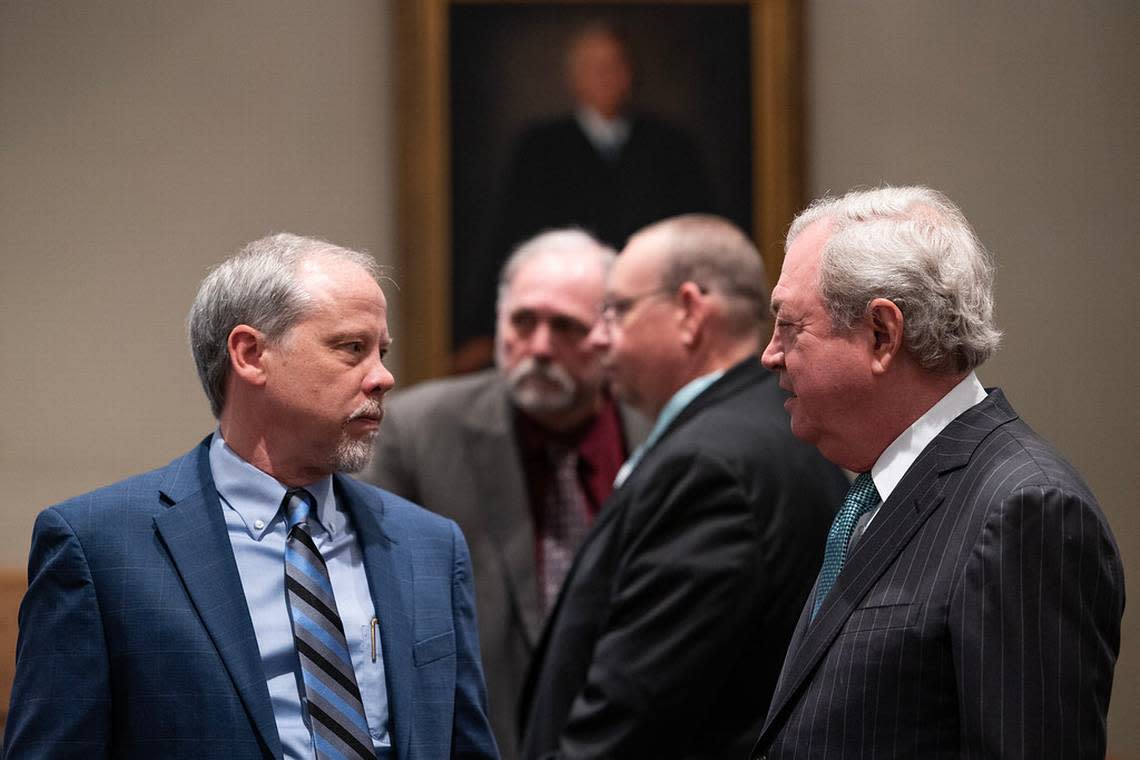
540, 445, 592, 614
811, 473, 880, 620
283, 488, 374, 760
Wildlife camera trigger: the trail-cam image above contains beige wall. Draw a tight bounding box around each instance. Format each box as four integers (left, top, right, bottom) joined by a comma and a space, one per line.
0, 0, 1135, 754
805, 2, 1140, 755
0, 0, 398, 563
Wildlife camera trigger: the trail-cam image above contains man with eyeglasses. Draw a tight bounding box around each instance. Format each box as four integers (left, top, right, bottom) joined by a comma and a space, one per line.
361, 228, 650, 760
518, 214, 847, 760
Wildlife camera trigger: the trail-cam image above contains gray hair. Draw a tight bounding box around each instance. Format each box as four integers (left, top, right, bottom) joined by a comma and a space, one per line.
787, 185, 1001, 374
496, 228, 617, 314
187, 232, 381, 418
636, 214, 769, 334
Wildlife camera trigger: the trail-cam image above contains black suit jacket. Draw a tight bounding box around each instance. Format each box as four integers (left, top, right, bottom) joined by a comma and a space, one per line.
751, 389, 1125, 760
496, 114, 712, 254
458, 114, 714, 346
519, 358, 848, 760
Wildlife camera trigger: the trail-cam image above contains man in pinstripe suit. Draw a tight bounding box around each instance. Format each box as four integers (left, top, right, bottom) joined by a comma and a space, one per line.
751, 186, 1124, 759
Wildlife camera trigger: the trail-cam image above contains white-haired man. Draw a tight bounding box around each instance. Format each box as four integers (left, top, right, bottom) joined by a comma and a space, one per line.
751, 186, 1124, 759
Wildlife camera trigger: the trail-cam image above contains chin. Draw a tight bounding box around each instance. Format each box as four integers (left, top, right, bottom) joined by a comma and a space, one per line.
788, 417, 819, 446
332, 434, 377, 473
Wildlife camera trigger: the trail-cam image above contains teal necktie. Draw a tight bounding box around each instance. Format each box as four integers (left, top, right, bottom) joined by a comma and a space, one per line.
283, 488, 374, 759
811, 473, 880, 620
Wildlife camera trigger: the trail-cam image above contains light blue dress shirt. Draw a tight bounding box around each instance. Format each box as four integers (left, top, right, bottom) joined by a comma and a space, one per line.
210, 433, 391, 759
614, 370, 724, 488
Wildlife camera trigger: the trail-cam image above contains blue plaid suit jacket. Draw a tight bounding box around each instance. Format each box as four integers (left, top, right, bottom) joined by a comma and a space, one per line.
3, 437, 498, 759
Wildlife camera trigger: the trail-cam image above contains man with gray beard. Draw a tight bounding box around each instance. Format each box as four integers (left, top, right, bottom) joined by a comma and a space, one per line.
362, 229, 650, 760
4, 234, 497, 759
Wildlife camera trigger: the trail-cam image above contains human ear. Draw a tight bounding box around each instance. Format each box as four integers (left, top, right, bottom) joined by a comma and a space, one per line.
228, 325, 270, 387
677, 282, 707, 347
867, 298, 904, 374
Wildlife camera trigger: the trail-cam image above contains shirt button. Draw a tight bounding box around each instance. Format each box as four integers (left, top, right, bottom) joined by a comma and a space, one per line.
254, 519, 265, 530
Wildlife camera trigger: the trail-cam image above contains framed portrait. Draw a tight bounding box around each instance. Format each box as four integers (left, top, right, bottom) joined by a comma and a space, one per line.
393, 0, 803, 383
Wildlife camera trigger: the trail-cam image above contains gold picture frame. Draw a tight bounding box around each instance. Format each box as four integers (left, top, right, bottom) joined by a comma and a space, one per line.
393, 0, 803, 384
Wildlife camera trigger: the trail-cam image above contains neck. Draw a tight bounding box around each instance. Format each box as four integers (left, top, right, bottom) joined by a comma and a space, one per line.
695, 333, 760, 378
218, 410, 328, 488
843, 367, 969, 472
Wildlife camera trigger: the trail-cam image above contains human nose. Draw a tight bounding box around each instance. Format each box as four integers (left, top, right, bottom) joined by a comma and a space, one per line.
588, 317, 610, 350
760, 326, 783, 371
528, 321, 555, 358
365, 355, 396, 395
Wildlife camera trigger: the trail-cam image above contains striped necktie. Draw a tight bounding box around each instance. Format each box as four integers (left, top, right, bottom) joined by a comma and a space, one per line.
811, 473, 880, 621
283, 488, 374, 760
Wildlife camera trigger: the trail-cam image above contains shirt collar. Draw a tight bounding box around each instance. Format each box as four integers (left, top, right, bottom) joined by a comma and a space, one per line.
645, 370, 724, 450
871, 372, 987, 502
209, 431, 339, 540
612, 370, 724, 489
574, 107, 631, 152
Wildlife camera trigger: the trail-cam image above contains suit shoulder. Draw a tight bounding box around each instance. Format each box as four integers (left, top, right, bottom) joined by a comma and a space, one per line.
347, 478, 460, 536
36, 448, 200, 544
44, 454, 186, 528
389, 369, 497, 410
386, 370, 500, 418
673, 372, 796, 451
514, 115, 580, 144
979, 418, 1097, 500
654, 371, 842, 484
630, 113, 700, 147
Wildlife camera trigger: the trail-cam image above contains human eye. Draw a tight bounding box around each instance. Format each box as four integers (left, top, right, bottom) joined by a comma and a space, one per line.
550, 315, 590, 340
510, 310, 537, 334
774, 315, 802, 343
339, 340, 366, 355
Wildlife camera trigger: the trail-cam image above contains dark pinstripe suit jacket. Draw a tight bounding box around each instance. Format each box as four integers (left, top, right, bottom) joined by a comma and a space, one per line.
3, 439, 498, 759
751, 389, 1124, 760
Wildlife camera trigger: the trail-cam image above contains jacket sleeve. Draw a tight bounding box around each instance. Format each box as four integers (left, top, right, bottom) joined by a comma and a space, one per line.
449, 521, 500, 759
3, 507, 112, 759
555, 452, 762, 759
951, 485, 1124, 759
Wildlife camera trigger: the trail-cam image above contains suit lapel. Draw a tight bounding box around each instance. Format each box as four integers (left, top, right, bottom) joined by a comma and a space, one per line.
152, 441, 282, 759
758, 389, 1019, 749
464, 384, 544, 645
519, 473, 631, 730
337, 475, 415, 760
761, 465, 945, 740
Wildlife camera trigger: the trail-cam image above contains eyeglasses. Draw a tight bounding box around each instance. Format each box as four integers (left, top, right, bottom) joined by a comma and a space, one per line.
599, 287, 672, 327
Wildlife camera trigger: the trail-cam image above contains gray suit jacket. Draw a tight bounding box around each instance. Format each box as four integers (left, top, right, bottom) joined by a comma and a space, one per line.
751, 389, 1125, 760
360, 370, 649, 760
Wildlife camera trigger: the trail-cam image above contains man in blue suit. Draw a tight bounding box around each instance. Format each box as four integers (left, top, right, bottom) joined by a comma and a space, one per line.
3, 234, 499, 759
